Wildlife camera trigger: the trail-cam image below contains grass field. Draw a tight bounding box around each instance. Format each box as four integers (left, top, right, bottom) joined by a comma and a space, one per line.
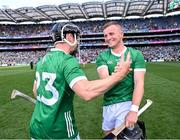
0, 62, 180, 139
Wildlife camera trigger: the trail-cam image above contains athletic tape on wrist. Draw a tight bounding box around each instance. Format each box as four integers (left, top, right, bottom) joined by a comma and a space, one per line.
130, 104, 139, 112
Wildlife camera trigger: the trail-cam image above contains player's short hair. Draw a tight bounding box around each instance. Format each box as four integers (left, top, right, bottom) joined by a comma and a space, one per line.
103, 21, 123, 32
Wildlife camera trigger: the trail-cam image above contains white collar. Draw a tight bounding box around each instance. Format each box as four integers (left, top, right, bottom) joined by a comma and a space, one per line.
111, 47, 127, 57
51, 48, 67, 54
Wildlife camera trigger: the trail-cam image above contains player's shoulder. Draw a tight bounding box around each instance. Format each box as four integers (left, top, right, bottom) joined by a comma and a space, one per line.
36, 57, 43, 66
64, 54, 79, 65
127, 47, 143, 56
50, 49, 77, 62
98, 49, 110, 56
128, 47, 141, 53
49, 50, 79, 66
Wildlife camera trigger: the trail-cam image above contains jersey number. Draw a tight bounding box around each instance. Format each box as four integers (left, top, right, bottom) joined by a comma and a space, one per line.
36, 72, 59, 106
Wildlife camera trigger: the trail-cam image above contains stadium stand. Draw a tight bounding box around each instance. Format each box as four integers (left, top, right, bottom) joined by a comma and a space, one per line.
0, 0, 180, 66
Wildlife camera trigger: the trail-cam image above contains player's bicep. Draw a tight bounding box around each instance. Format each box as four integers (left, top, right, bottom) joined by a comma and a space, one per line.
97, 65, 109, 79
134, 71, 145, 86
71, 79, 89, 100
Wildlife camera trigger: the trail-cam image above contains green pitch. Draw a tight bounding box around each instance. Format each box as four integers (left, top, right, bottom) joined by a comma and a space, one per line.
0, 62, 180, 139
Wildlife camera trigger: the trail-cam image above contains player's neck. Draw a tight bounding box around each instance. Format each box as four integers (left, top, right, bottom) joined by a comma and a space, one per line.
112, 45, 126, 54
56, 43, 71, 54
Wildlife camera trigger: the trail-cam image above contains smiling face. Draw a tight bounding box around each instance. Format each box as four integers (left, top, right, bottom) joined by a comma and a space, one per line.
103, 23, 124, 49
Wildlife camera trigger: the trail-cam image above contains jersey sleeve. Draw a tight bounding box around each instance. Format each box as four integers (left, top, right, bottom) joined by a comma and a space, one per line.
134, 51, 146, 71
96, 53, 108, 70
63, 57, 87, 88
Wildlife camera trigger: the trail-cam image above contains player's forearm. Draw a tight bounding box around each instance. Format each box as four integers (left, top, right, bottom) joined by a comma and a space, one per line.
85, 74, 124, 100
33, 90, 37, 98
131, 71, 145, 107
73, 73, 125, 101
132, 82, 144, 107
32, 80, 37, 98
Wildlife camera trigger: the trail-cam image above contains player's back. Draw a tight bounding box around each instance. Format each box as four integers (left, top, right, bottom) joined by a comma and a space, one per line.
29, 48, 79, 139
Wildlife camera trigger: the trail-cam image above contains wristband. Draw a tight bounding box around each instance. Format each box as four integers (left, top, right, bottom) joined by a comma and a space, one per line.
130, 104, 139, 112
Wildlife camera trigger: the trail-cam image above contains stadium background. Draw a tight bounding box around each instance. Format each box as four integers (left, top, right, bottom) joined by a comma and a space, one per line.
0, 0, 180, 139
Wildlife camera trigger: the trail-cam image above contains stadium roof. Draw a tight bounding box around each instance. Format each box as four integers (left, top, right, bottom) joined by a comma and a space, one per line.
0, 0, 179, 24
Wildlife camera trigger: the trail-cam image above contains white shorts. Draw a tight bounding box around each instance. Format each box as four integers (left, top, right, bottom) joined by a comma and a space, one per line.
102, 101, 132, 131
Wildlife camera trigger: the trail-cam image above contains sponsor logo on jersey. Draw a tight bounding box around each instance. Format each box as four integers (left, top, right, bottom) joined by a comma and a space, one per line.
116, 59, 120, 62
107, 61, 113, 64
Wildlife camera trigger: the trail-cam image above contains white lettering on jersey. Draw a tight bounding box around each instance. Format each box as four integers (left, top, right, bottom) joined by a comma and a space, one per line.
36, 72, 59, 106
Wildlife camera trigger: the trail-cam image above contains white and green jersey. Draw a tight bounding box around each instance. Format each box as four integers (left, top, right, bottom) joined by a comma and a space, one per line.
96, 47, 146, 106
29, 48, 87, 139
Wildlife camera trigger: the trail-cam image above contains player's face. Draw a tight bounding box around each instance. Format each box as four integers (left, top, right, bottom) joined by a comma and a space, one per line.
103, 25, 123, 48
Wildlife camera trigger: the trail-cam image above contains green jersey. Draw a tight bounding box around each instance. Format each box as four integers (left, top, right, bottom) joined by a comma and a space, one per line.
96, 47, 146, 106
29, 48, 87, 139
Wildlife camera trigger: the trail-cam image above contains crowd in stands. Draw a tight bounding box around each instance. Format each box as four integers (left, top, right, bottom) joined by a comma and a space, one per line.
0, 43, 52, 50
0, 24, 51, 38
0, 50, 46, 66
138, 46, 180, 62
0, 15, 179, 38
79, 36, 180, 46
0, 15, 179, 66
0, 45, 179, 66
79, 45, 180, 63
